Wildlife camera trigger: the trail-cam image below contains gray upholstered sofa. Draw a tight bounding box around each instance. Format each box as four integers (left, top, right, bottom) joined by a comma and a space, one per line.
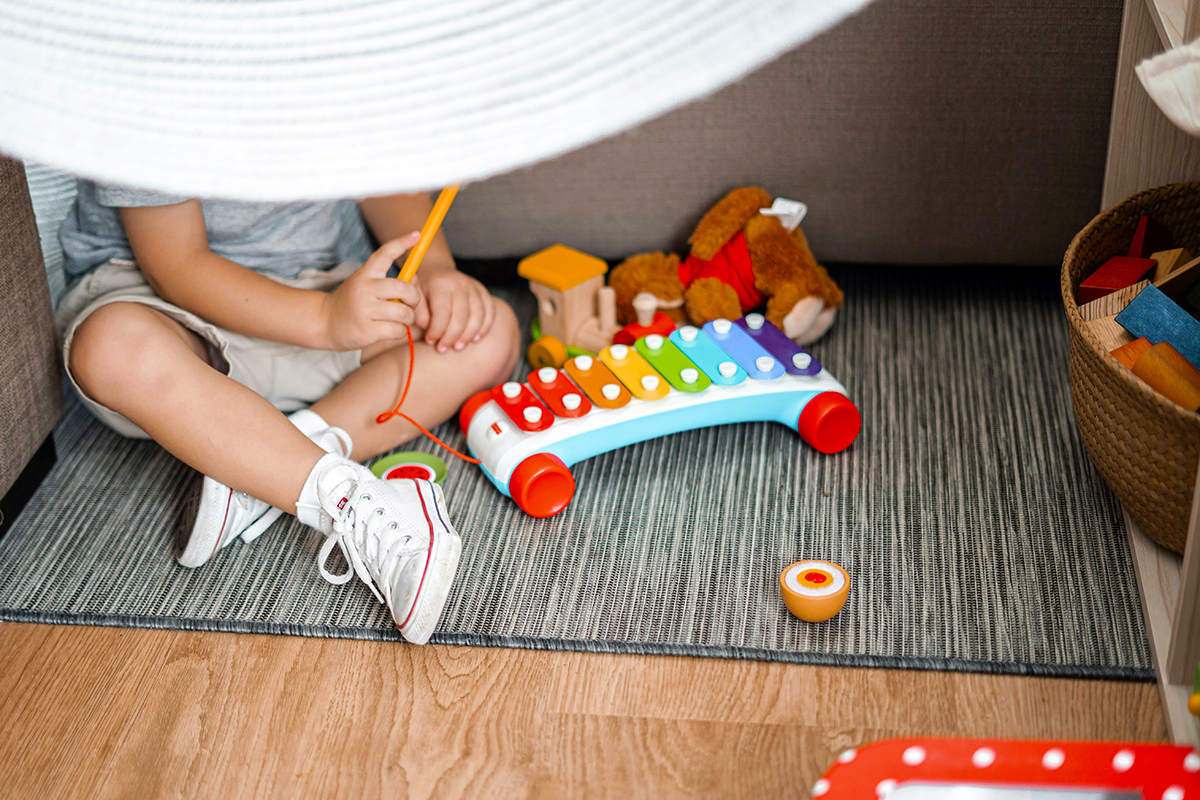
0, 0, 1127, 520
0, 156, 61, 533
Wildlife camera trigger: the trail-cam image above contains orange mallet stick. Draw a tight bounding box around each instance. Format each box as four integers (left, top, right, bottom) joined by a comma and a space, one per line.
397, 184, 460, 282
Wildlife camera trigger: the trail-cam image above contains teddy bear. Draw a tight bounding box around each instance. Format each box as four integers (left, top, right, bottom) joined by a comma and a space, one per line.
608, 187, 843, 345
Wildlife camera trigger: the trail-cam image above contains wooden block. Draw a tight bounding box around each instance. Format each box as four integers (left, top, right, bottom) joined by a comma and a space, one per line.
1151, 248, 1193, 282
1132, 344, 1200, 411
1116, 285, 1200, 366
1086, 314, 1135, 351
1128, 215, 1174, 258
1112, 336, 1152, 368
1155, 255, 1200, 305
1078, 279, 1151, 321
1155, 341, 1200, 389
1077, 256, 1157, 305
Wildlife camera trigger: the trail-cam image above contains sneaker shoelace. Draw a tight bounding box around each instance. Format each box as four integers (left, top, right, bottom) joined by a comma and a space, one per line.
314, 471, 428, 608
240, 423, 353, 544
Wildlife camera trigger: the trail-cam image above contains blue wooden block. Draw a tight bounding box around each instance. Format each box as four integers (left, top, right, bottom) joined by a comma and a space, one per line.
1115, 284, 1200, 367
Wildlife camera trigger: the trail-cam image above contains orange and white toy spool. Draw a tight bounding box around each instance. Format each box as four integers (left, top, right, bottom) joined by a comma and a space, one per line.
780, 560, 850, 622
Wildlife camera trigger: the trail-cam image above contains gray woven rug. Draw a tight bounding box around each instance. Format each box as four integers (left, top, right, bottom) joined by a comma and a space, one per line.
0, 266, 1153, 679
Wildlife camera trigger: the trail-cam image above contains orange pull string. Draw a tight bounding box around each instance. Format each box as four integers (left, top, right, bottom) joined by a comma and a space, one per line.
375, 326, 481, 464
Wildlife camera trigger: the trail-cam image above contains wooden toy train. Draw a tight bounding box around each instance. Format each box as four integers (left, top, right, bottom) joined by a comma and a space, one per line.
459, 313, 861, 517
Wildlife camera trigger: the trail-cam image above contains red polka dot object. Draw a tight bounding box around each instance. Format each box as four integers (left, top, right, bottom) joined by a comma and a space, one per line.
811, 738, 1199, 798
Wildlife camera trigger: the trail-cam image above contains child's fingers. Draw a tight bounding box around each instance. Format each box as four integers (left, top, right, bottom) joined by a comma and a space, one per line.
424, 290, 453, 345
475, 290, 496, 342
457, 290, 485, 349
371, 276, 422, 306
414, 290, 431, 330
369, 296, 417, 326
437, 294, 469, 352
364, 232, 421, 277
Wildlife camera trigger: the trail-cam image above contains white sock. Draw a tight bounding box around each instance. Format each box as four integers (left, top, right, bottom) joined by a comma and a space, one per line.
288, 408, 353, 458
295, 453, 348, 531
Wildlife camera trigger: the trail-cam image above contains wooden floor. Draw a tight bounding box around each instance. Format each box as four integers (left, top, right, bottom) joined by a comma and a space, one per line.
0, 622, 1168, 798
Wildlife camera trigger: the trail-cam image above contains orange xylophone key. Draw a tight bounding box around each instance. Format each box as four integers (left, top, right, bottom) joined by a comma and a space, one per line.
564, 355, 631, 409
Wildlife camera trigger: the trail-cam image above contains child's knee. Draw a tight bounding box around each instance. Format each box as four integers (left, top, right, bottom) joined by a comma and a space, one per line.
69, 304, 180, 401
470, 297, 520, 386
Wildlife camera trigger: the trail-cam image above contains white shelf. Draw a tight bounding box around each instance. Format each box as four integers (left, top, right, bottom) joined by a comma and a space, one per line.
1145, 0, 1186, 48
1125, 510, 1200, 744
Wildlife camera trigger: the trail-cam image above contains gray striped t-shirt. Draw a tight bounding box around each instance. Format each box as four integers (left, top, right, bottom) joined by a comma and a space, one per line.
59, 181, 373, 281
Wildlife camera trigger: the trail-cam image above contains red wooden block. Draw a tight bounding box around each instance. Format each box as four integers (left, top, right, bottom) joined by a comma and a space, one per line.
1128, 215, 1173, 258
1076, 256, 1157, 305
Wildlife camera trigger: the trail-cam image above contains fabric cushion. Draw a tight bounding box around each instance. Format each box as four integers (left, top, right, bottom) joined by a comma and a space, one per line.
0, 155, 62, 498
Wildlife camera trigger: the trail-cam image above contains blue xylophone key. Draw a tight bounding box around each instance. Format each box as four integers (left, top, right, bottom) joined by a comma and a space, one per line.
670, 326, 746, 385
703, 318, 786, 380
736, 314, 821, 376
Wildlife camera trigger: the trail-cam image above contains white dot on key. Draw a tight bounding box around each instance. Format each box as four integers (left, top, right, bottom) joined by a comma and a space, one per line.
645, 334, 664, 350
602, 383, 621, 400
793, 353, 812, 369
680, 326, 698, 342
641, 375, 660, 391
502, 382, 522, 399
537, 367, 557, 384
719, 362, 737, 377
522, 406, 542, 423
574, 355, 593, 370
681, 368, 699, 384
756, 356, 775, 373
713, 319, 732, 335
562, 393, 581, 410
609, 344, 629, 360
746, 313, 765, 330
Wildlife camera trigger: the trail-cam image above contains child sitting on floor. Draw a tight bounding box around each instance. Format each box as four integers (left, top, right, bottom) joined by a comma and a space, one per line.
56, 184, 520, 644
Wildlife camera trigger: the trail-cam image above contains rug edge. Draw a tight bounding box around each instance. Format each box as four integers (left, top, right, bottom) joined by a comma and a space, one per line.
0, 609, 1156, 683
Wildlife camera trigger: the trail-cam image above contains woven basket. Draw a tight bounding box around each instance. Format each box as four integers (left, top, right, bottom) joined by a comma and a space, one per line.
1063, 182, 1200, 554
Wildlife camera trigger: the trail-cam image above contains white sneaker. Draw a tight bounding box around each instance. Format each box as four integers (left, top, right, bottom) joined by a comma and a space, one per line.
310, 458, 462, 645
175, 418, 352, 568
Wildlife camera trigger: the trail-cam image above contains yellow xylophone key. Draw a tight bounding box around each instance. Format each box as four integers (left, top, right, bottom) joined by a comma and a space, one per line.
599, 344, 670, 400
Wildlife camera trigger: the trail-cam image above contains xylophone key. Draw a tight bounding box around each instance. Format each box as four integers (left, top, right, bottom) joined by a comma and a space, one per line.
600, 344, 671, 400
737, 314, 822, 376
490, 381, 553, 432
565, 354, 631, 408
635, 334, 712, 393
528, 366, 592, 418
703, 318, 786, 380
670, 325, 746, 385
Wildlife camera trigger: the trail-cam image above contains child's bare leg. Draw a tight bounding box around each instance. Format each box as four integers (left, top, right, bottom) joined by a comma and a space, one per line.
69, 302, 324, 512
311, 296, 520, 460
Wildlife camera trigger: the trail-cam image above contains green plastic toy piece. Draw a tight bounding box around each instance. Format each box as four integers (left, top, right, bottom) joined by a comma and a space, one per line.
530, 318, 542, 341
370, 451, 448, 483
635, 335, 711, 393
565, 345, 595, 359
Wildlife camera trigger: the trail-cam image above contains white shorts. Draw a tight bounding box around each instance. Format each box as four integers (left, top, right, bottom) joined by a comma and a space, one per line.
57, 258, 364, 439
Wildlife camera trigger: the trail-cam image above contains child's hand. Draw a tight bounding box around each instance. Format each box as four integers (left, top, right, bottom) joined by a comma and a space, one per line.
420, 270, 496, 352
319, 233, 429, 351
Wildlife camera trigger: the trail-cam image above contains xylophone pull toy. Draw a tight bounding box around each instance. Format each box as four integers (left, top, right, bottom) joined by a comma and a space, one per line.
460, 315, 861, 517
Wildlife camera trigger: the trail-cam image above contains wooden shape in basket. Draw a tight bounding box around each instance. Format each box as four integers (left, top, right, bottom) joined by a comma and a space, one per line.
1151, 247, 1194, 281
1129, 214, 1174, 258
1077, 256, 1157, 304
1155, 253, 1200, 305
1116, 284, 1200, 367
1078, 279, 1151, 321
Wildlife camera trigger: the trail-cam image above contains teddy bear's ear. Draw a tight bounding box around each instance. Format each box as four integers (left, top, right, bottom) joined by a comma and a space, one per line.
688, 187, 774, 261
